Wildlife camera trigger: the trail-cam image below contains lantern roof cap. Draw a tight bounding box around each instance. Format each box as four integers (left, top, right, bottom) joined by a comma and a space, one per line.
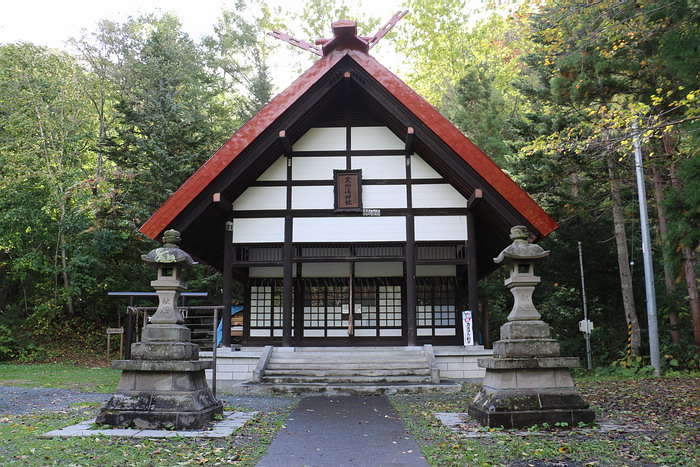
141, 229, 198, 267
494, 226, 550, 264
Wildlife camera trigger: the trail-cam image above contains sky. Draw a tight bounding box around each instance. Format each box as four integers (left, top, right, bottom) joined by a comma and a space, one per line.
0, 0, 401, 48
0, 0, 408, 89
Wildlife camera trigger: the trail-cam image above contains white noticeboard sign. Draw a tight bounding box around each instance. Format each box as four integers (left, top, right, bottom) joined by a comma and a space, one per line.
462, 310, 474, 346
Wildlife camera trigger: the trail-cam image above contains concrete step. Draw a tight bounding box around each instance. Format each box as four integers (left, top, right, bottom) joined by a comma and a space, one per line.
266, 362, 428, 370
263, 368, 431, 377
227, 381, 462, 396
288, 346, 421, 352
270, 353, 426, 363
261, 375, 432, 384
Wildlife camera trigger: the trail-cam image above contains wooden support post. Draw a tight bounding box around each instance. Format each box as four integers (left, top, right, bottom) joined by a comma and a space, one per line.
405, 215, 417, 346
466, 189, 483, 345
282, 217, 293, 347
405, 138, 417, 346
221, 221, 233, 347
282, 145, 293, 347
213, 193, 234, 347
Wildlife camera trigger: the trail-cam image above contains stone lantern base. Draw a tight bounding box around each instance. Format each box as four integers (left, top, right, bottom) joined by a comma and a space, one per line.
468, 320, 595, 429
96, 324, 223, 430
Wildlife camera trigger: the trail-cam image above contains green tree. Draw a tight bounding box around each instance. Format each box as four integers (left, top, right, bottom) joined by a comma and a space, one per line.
0, 43, 98, 321
519, 0, 700, 352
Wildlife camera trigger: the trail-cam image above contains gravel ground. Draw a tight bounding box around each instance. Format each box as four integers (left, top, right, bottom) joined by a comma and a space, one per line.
0, 386, 294, 417
0, 386, 110, 415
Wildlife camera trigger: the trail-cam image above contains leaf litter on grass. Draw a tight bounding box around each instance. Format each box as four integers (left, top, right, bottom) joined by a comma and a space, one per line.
392, 376, 700, 466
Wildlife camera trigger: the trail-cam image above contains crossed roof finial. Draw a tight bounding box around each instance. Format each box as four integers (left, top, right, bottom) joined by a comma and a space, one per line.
268, 10, 408, 57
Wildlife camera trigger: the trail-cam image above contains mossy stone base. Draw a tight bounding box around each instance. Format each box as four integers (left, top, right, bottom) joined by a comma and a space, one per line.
96, 368, 223, 430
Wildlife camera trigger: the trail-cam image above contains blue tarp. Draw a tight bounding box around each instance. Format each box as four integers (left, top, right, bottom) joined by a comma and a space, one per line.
217, 305, 244, 346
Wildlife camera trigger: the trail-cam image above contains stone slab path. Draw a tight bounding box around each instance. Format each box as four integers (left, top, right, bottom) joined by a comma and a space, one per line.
256, 396, 428, 467
41, 411, 257, 438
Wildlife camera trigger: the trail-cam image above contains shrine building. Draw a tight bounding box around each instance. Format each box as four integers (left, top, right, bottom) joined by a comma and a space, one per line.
139, 18, 557, 356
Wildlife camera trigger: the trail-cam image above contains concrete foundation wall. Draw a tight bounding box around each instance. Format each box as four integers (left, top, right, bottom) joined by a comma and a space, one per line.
201, 346, 493, 388
201, 347, 266, 390
433, 346, 493, 382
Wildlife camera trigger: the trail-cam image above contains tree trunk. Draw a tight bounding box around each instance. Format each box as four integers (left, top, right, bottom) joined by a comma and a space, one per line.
58, 203, 75, 316
0, 250, 7, 314
669, 162, 700, 348
651, 163, 681, 344
607, 154, 641, 356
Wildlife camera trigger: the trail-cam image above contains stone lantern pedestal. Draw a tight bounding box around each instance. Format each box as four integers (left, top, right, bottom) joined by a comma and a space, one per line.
96, 230, 222, 430
468, 226, 595, 429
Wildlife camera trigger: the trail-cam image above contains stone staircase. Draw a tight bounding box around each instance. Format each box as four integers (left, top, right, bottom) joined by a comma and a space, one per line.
247, 346, 461, 395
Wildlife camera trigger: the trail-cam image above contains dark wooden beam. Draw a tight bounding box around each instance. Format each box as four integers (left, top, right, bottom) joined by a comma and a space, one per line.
212, 192, 233, 213
344, 71, 351, 95
467, 188, 483, 210
405, 126, 415, 155
466, 209, 480, 344
279, 130, 293, 157
221, 221, 234, 347
405, 215, 417, 346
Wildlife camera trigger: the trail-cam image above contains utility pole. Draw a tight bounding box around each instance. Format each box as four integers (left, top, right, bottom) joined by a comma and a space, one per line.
578, 241, 593, 370
632, 122, 661, 377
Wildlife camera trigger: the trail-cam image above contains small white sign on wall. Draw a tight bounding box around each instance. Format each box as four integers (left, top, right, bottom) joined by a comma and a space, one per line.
462, 310, 474, 346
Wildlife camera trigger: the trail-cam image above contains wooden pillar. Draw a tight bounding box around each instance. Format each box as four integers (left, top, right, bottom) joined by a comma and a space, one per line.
282, 132, 294, 347
466, 189, 483, 345
221, 221, 233, 347
404, 128, 417, 346
406, 216, 417, 346
283, 217, 293, 347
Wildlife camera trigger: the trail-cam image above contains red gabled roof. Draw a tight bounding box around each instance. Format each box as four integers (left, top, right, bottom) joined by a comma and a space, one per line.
140, 23, 557, 241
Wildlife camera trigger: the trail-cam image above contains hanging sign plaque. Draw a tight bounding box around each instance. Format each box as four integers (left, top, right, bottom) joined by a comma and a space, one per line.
334, 169, 362, 211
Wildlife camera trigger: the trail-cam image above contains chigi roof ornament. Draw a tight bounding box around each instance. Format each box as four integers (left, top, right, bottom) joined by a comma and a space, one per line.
268, 10, 408, 56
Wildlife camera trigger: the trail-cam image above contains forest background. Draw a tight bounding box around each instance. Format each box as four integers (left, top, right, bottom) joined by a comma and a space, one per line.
0, 0, 698, 372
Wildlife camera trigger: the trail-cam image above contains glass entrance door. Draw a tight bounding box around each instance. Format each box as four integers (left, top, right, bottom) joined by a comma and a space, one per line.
302, 283, 349, 339
300, 279, 403, 342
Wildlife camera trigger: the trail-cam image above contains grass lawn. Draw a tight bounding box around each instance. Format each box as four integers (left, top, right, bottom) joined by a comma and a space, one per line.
391, 376, 700, 466
0, 364, 698, 466
0, 363, 120, 393
0, 401, 295, 466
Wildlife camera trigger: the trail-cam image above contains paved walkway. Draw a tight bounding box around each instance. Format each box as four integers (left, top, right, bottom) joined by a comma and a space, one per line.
256, 396, 428, 467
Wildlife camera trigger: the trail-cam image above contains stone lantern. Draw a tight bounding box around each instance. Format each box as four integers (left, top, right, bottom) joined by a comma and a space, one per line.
141, 229, 194, 326
468, 226, 594, 428
96, 230, 223, 430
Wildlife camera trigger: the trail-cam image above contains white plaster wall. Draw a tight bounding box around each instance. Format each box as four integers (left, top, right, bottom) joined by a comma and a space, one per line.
351, 156, 405, 179
257, 156, 287, 181
410, 155, 441, 179
232, 186, 287, 211
249, 267, 283, 278
363, 185, 407, 209
416, 265, 457, 276
292, 186, 334, 210
232, 218, 285, 243
355, 262, 403, 277
350, 126, 404, 150
412, 184, 467, 208
415, 216, 467, 241
294, 216, 406, 242
292, 157, 346, 180
293, 127, 346, 151
301, 262, 351, 278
